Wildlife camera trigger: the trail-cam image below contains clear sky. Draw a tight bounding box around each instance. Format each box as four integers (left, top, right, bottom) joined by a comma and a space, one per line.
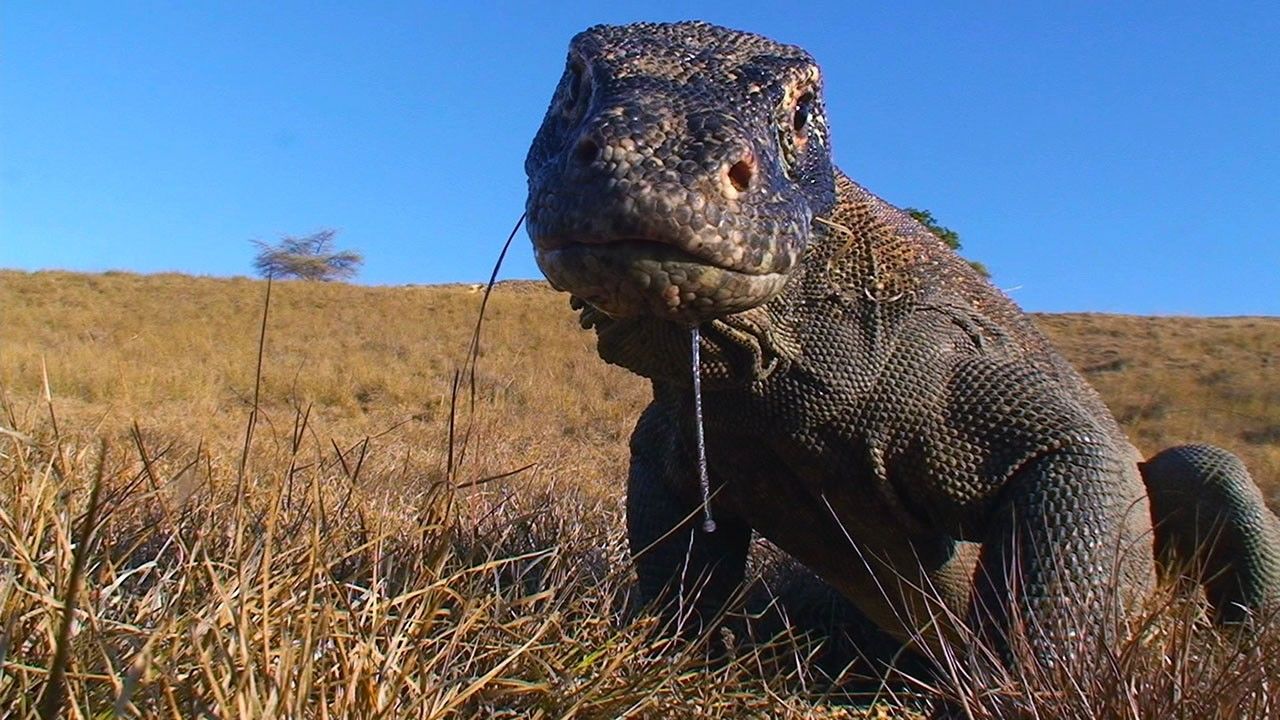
2, 2, 1277, 315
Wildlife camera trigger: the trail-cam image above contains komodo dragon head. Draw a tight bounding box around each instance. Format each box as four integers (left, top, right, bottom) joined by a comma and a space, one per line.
525, 21, 838, 324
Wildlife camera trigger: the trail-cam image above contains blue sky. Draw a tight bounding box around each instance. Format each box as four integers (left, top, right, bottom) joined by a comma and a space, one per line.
2, 2, 1277, 315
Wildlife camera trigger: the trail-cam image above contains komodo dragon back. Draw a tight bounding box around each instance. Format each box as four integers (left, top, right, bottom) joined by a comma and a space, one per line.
524, 20, 1280, 666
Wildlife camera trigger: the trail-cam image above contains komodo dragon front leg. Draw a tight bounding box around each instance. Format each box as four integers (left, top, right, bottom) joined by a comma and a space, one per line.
832, 317, 1160, 664
627, 395, 752, 634
965, 441, 1152, 660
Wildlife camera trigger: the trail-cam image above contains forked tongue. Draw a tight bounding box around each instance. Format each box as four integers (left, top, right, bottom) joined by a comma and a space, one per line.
691, 326, 716, 532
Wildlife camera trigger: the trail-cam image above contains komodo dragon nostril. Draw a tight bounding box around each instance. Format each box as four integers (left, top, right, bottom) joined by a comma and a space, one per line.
725, 154, 755, 196
574, 136, 600, 164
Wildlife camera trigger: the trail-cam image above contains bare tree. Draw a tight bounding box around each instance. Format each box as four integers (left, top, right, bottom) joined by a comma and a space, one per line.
251, 229, 363, 281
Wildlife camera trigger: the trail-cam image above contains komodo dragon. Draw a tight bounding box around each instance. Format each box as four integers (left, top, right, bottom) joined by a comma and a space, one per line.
523, 21, 1280, 662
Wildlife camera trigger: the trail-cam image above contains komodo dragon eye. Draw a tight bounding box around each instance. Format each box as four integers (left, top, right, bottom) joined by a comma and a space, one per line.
560, 59, 590, 118
779, 88, 816, 174
792, 91, 815, 133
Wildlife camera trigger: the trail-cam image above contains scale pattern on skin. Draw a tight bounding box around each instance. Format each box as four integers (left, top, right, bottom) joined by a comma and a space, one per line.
524, 20, 1280, 664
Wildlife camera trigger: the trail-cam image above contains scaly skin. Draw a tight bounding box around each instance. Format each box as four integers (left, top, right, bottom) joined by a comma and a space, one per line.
524, 21, 1280, 663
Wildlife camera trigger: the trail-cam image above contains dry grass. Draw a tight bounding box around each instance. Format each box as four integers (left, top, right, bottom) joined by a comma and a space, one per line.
1, 268, 1278, 718
1038, 313, 1280, 505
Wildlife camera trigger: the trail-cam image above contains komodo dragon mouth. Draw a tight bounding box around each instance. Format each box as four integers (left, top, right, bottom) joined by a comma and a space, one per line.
529, 237, 791, 324
524, 21, 837, 324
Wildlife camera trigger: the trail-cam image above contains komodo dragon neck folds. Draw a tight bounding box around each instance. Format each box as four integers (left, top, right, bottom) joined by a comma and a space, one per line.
524, 21, 1280, 664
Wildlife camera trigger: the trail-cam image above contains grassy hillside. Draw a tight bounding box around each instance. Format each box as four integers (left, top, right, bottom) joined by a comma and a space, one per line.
4, 269, 1275, 504
1, 269, 1277, 718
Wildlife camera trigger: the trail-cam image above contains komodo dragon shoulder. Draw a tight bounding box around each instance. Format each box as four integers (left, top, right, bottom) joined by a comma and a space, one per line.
523, 20, 1280, 664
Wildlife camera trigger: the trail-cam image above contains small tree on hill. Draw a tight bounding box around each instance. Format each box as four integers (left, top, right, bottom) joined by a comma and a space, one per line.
251, 229, 364, 281
904, 207, 990, 278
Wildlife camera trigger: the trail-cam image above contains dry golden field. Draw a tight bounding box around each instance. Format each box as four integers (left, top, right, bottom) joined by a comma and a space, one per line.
1, 268, 1278, 718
